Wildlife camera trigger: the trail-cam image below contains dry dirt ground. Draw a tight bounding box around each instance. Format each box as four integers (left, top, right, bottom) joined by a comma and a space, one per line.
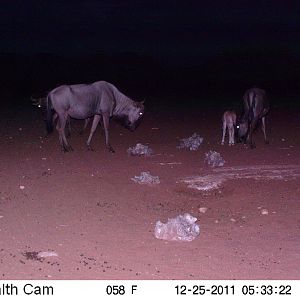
0, 102, 299, 280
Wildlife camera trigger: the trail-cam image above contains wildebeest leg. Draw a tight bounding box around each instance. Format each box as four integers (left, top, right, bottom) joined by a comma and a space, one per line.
249, 117, 259, 149
57, 114, 73, 152
261, 116, 269, 144
54, 113, 70, 137
221, 121, 226, 145
102, 112, 115, 153
53, 113, 58, 128
86, 115, 101, 151
229, 124, 234, 145
66, 116, 71, 137
53, 113, 60, 134
79, 118, 91, 135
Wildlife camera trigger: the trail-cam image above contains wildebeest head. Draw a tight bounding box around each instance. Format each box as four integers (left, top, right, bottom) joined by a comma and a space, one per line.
122, 101, 145, 131
237, 119, 249, 143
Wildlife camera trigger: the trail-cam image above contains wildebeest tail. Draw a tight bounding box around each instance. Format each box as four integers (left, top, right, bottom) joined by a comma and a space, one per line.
46, 95, 54, 134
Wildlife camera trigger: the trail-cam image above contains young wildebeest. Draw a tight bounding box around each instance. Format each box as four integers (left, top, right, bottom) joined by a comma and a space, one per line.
31, 96, 90, 136
238, 87, 270, 148
221, 110, 237, 146
46, 81, 145, 153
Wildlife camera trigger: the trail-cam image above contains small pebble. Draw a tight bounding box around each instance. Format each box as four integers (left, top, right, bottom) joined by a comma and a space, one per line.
199, 207, 208, 213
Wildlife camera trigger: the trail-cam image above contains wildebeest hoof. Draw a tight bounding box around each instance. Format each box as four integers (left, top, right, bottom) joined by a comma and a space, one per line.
250, 143, 256, 149
63, 145, 73, 152
265, 140, 269, 145
62, 147, 70, 152
87, 145, 94, 151
108, 146, 115, 153
221, 142, 224, 145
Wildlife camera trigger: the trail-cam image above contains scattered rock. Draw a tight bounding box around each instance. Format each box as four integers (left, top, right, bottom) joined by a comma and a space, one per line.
204, 150, 225, 167
131, 172, 160, 185
127, 143, 153, 156
155, 213, 200, 242
177, 133, 203, 151
261, 209, 269, 215
199, 207, 208, 213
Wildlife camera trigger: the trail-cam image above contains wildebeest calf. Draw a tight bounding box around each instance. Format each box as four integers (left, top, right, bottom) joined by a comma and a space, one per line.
221, 110, 237, 146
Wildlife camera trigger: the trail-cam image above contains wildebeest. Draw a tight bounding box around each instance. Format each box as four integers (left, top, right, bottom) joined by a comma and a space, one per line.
46, 81, 145, 152
237, 87, 270, 148
221, 110, 237, 146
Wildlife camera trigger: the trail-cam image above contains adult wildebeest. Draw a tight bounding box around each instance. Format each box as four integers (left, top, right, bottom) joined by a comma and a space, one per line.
237, 87, 270, 148
46, 81, 145, 153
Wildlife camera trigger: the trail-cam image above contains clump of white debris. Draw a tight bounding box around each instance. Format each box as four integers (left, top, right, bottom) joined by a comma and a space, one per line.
37, 251, 59, 258
177, 133, 204, 151
154, 213, 200, 242
127, 143, 153, 156
131, 171, 160, 185
205, 150, 225, 167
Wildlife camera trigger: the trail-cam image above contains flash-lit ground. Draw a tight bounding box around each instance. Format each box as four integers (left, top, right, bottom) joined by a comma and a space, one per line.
0, 99, 299, 279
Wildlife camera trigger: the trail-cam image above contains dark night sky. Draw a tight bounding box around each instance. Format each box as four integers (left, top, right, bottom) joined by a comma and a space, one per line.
1, 0, 299, 65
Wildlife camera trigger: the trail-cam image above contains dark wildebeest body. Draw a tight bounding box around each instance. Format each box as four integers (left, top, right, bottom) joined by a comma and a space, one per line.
238, 87, 270, 148
46, 81, 144, 152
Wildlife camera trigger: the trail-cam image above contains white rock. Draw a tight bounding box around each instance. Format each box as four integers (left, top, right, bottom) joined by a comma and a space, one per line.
37, 251, 58, 258
199, 207, 208, 213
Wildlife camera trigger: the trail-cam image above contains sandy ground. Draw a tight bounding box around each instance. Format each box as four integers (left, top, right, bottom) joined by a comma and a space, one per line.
0, 102, 299, 280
